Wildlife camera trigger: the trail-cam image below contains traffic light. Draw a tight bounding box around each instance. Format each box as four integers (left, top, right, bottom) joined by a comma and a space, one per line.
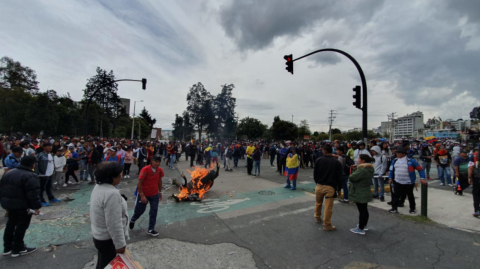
352, 85, 361, 109
142, 78, 147, 90
284, 54, 293, 74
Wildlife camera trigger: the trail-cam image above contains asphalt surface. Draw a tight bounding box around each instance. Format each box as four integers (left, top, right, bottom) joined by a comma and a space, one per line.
0, 154, 479, 269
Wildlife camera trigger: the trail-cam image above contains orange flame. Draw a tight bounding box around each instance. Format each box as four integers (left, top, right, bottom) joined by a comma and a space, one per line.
176, 166, 214, 201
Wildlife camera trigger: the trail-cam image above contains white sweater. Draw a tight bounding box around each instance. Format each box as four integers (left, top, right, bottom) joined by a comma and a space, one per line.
90, 184, 129, 249
54, 155, 66, 172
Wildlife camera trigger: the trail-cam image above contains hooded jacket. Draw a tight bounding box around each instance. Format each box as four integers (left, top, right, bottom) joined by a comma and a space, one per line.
348, 163, 374, 204
371, 146, 388, 176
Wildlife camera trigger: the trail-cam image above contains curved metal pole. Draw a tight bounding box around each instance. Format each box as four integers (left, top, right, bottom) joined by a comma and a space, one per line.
294, 49, 368, 141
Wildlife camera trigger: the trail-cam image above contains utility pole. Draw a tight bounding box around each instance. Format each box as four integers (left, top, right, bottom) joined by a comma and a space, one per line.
328, 110, 338, 141
388, 112, 397, 142
131, 100, 143, 140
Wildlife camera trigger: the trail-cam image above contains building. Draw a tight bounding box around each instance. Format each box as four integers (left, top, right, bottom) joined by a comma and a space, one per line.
445, 119, 470, 132
120, 98, 131, 115
381, 121, 393, 136
393, 111, 424, 137
371, 126, 382, 134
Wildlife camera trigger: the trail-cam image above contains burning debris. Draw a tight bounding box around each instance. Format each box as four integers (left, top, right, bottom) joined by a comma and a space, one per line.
171, 163, 220, 202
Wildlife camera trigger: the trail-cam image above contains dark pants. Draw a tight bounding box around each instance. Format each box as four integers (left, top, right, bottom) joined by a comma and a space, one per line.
138, 159, 145, 173
342, 175, 349, 200
190, 155, 195, 167
3, 210, 32, 252
65, 167, 78, 183
123, 163, 131, 175
356, 203, 369, 230
276, 155, 281, 171
270, 154, 275, 166
234, 157, 239, 167
93, 238, 116, 269
247, 158, 253, 175
39, 176, 54, 203
473, 177, 480, 213
131, 193, 160, 231
391, 182, 415, 210
280, 156, 287, 175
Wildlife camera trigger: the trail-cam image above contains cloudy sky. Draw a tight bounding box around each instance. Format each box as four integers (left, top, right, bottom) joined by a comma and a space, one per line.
2, 0, 479, 133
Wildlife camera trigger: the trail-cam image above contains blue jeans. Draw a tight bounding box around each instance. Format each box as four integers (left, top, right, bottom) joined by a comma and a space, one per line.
373, 176, 385, 197
233, 157, 239, 167
342, 175, 349, 200
254, 161, 260, 175
170, 154, 176, 168
131, 193, 160, 231
39, 176, 55, 203
79, 159, 88, 180
438, 166, 452, 184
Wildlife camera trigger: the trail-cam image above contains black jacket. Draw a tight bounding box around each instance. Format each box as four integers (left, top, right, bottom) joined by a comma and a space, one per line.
313, 155, 342, 188
0, 165, 42, 211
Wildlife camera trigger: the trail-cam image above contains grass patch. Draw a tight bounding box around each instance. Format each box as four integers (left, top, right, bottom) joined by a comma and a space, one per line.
398, 215, 434, 224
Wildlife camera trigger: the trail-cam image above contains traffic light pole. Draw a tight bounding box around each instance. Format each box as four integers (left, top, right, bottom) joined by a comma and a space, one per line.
83, 78, 146, 139
292, 49, 368, 142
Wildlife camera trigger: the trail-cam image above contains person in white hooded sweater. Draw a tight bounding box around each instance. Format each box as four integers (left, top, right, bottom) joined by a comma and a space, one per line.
353, 141, 371, 165
371, 145, 389, 202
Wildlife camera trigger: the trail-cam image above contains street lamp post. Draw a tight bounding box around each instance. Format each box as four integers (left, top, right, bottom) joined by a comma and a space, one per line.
131, 100, 143, 140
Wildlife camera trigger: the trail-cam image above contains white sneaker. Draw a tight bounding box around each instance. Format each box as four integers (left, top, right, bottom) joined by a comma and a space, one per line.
67, 181, 73, 184
127, 175, 130, 178
439, 183, 445, 186
63, 184, 68, 187
448, 184, 454, 187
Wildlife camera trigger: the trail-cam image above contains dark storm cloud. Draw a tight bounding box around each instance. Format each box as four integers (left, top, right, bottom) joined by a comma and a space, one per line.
218, 0, 385, 51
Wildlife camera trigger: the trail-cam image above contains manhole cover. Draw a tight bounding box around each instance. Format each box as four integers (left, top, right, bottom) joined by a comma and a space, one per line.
258, 191, 275, 196
38, 210, 73, 220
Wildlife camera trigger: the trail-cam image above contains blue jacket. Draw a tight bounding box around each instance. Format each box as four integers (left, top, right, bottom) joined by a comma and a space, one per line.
279, 148, 289, 158
4, 153, 20, 170
388, 157, 426, 184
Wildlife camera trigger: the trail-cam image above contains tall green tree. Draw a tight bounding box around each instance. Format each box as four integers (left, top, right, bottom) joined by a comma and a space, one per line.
0, 56, 39, 94
83, 67, 121, 136
236, 117, 267, 139
186, 82, 214, 141
139, 107, 156, 129
270, 116, 298, 141
298, 119, 311, 138
212, 84, 236, 138
172, 114, 184, 139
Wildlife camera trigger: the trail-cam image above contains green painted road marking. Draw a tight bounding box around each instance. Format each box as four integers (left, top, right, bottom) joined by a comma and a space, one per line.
0, 182, 317, 252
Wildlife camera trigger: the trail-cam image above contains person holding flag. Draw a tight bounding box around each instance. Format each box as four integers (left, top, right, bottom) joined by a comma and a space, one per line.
284, 148, 299, 190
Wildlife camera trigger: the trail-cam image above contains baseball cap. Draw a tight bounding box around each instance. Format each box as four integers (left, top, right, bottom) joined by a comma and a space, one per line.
108, 147, 117, 152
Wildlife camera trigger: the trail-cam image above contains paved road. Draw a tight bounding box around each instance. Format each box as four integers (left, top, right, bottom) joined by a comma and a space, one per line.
1, 155, 479, 269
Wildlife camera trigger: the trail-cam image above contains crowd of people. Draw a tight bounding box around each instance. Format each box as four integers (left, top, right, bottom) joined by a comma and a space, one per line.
1, 135, 479, 264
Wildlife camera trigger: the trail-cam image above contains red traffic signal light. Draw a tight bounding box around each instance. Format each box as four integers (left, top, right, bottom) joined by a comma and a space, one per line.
352, 85, 361, 109
142, 78, 147, 90
284, 54, 293, 74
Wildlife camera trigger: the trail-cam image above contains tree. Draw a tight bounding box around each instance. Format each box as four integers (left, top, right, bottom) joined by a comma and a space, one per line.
182, 111, 195, 140
270, 116, 298, 141
470, 107, 480, 119
139, 107, 157, 129
186, 82, 214, 141
317, 133, 329, 141
345, 131, 362, 141
0, 56, 39, 93
332, 133, 346, 141
83, 67, 122, 137
313, 131, 320, 136
331, 128, 342, 135
236, 117, 267, 139
172, 114, 184, 139
212, 84, 236, 138
298, 119, 311, 138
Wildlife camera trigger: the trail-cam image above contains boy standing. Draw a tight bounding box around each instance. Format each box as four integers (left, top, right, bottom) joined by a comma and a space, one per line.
53, 148, 66, 190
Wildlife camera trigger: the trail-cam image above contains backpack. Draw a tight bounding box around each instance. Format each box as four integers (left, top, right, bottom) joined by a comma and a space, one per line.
341, 154, 355, 175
